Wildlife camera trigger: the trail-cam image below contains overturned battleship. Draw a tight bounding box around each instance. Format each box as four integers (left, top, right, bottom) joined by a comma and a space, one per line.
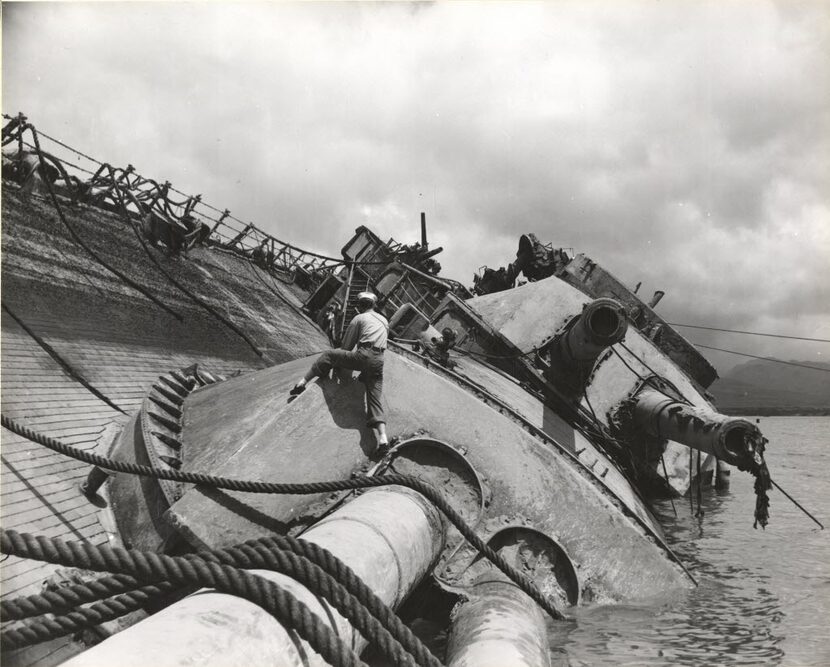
1, 115, 772, 667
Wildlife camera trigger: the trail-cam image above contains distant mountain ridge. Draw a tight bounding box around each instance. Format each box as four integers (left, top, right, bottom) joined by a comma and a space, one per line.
709, 358, 830, 415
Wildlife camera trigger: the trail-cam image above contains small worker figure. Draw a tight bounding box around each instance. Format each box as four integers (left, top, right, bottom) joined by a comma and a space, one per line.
435, 327, 457, 353
321, 304, 338, 346
429, 327, 458, 369
291, 292, 390, 453
327, 303, 342, 347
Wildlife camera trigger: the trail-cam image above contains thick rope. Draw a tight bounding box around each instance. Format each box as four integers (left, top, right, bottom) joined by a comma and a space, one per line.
24, 125, 184, 323
243, 260, 311, 323
1, 413, 566, 621
252, 536, 439, 667
695, 450, 704, 519
389, 342, 699, 586
116, 192, 266, 360
199, 542, 429, 667
1, 530, 365, 667
660, 454, 678, 517
2, 534, 441, 667
2, 583, 185, 649
1, 578, 178, 622
2, 539, 435, 667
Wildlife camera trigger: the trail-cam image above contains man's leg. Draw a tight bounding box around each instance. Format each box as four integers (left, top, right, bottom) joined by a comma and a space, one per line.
371, 422, 388, 449
364, 373, 388, 451
291, 349, 363, 394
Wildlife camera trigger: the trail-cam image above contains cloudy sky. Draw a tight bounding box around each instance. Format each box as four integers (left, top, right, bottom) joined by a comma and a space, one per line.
3, 1, 829, 373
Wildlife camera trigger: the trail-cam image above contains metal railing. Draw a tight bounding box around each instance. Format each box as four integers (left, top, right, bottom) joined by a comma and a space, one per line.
2, 113, 346, 279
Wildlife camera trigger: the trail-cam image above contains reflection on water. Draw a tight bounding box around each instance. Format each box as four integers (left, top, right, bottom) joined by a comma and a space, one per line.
550, 417, 830, 667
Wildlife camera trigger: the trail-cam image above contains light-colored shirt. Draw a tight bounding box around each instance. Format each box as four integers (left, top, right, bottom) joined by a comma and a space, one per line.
341, 310, 388, 351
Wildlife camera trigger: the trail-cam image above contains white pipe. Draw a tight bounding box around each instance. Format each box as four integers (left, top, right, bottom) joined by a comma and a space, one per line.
446, 578, 551, 667
61, 487, 445, 667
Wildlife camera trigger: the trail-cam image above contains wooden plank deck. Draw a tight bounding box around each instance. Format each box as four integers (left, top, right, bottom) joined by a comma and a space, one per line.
1, 186, 329, 666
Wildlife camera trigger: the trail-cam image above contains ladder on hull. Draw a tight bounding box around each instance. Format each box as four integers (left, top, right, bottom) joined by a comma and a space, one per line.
338, 263, 373, 342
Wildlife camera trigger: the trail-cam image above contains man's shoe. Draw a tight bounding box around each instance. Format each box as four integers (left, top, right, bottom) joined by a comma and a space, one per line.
370, 442, 390, 461
289, 384, 306, 396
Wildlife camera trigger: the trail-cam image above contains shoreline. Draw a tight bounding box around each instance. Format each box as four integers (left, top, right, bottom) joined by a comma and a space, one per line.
720, 407, 830, 417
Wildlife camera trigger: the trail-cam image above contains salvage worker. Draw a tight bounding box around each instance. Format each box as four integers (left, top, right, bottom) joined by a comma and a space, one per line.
322, 303, 341, 347
291, 292, 390, 453
426, 327, 458, 370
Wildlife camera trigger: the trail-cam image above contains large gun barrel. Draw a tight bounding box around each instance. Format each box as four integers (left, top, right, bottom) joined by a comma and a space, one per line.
559, 297, 629, 362
631, 387, 761, 467
544, 297, 628, 395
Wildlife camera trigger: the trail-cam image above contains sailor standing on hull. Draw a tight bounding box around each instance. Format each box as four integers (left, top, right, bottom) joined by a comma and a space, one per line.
291, 292, 390, 454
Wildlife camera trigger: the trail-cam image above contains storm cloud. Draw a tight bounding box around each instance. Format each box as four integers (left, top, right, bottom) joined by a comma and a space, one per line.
3, 1, 828, 372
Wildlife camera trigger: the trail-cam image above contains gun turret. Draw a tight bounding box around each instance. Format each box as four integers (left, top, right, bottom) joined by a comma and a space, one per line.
628, 387, 762, 467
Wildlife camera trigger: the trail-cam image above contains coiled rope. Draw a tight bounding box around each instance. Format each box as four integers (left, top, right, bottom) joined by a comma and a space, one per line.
1, 535, 439, 667
2, 573, 159, 620
1, 413, 566, 622
2, 580, 181, 650
0, 530, 365, 667
2, 534, 441, 667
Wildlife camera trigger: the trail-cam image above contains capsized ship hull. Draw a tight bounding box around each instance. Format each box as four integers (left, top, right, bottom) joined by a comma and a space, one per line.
2, 118, 766, 667
154, 351, 691, 601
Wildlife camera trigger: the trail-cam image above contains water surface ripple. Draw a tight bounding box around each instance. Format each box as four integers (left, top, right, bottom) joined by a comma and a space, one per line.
549, 416, 830, 667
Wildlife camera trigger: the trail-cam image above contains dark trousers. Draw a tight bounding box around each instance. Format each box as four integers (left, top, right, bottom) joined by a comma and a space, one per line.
310, 347, 385, 426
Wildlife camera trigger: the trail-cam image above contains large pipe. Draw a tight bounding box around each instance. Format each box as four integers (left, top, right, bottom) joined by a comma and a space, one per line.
61, 487, 445, 667
631, 387, 761, 467
446, 577, 551, 667
421, 211, 428, 249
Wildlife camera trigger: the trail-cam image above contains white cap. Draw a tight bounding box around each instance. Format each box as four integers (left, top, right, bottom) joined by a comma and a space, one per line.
356, 291, 377, 304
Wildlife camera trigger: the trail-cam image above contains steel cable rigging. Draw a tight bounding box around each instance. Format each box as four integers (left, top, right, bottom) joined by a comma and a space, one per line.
691, 343, 830, 373
669, 322, 830, 344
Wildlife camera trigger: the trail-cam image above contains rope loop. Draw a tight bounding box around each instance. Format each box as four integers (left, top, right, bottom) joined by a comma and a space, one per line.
2, 532, 443, 667
1, 413, 566, 623
1, 530, 365, 667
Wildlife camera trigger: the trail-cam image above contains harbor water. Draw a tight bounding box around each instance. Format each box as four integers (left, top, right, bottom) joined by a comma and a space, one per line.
550, 416, 830, 667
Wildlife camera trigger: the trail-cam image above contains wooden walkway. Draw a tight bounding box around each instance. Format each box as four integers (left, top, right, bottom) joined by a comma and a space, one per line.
1, 186, 329, 666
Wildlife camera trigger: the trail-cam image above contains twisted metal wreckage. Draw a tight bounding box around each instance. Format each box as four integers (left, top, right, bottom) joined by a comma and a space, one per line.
2, 113, 810, 667
2, 112, 349, 277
